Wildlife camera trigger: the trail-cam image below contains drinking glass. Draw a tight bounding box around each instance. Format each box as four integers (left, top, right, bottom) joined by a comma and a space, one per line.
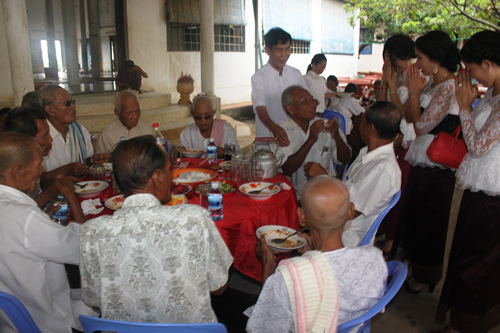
89, 164, 106, 181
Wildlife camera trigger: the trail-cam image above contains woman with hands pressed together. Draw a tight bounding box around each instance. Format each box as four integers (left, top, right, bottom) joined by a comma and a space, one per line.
399, 31, 461, 294
435, 31, 500, 333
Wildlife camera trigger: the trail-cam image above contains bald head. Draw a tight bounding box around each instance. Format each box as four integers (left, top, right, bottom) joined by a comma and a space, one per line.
301, 175, 351, 231
0, 132, 37, 176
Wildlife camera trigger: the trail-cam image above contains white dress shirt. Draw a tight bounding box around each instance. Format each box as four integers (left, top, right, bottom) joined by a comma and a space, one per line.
246, 246, 388, 332
342, 143, 401, 247
303, 70, 327, 113
179, 122, 242, 154
271, 117, 349, 198
96, 119, 153, 154
251, 63, 309, 141
43, 121, 94, 172
0, 185, 93, 332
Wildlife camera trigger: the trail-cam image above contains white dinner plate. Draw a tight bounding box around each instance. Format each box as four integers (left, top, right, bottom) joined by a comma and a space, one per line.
256, 225, 306, 253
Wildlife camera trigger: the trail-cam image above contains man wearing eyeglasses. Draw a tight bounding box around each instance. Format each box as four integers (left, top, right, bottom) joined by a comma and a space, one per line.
96, 90, 153, 154
39, 85, 110, 177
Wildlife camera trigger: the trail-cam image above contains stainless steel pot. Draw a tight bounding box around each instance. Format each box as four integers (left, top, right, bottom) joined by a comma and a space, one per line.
254, 149, 278, 179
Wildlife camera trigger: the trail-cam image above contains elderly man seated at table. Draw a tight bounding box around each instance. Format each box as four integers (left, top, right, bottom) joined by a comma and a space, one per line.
270, 85, 351, 198
179, 95, 242, 158
306, 101, 402, 247
96, 90, 153, 154
80, 135, 233, 323
0, 132, 93, 332
246, 176, 387, 332
39, 84, 110, 177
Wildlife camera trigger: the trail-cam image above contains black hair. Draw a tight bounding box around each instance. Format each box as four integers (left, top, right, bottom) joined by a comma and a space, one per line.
21, 91, 41, 108
460, 30, 500, 66
112, 135, 167, 197
415, 30, 461, 73
125, 60, 135, 68
264, 27, 292, 50
4, 106, 47, 138
374, 79, 382, 85
383, 34, 415, 69
345, 83, 358, 93
307, 54, 327, 72
365, 101, 401, 140
327, 75, 338, 84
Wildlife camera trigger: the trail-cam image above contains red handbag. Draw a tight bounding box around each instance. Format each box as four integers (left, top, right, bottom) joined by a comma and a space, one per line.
427, 125, 468, 169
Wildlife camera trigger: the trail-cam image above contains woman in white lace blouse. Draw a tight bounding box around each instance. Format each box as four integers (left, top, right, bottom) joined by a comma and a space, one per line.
435, 31, 500, 333
399, 31, 461, 294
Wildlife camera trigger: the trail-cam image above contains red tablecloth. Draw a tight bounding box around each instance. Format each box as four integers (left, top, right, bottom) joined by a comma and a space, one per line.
79, 158, 300, 282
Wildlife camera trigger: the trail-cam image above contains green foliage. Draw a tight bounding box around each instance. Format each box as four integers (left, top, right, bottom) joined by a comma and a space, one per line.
345, 0, 500, 43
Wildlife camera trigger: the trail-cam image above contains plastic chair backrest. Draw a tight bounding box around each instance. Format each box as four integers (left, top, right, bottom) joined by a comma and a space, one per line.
0, 292, 41, 333
337, 261, 408, 333
79, 315, 228, 333
359, 190, 401, 247
324, 109, 350, 176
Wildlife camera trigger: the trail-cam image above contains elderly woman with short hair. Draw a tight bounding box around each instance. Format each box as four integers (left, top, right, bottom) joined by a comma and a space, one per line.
179, 96, 242, 157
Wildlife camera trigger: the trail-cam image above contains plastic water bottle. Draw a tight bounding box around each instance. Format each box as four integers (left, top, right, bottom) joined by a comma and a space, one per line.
207, 138, 217, 163
208, 181, 223, 221
153, 123, 167, 151
52, 194, 69, 226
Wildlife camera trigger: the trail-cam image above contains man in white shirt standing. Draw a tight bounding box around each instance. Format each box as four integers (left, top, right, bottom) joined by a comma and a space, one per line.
0, 132, 94, 332
271, 86, 351, 198
251, 27, 309, 147
39, 84, 110, 177
306, 101, 402, 246
96, 90, 153, 154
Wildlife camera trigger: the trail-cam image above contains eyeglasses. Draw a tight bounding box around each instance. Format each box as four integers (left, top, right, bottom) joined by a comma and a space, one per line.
50, 99, 76, 107
193, 114, 212, 121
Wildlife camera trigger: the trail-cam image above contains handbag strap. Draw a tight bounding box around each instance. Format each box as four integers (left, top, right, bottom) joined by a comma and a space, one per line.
452, 125, 462, 139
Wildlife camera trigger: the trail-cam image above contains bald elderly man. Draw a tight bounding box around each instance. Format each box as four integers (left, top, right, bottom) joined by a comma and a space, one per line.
96, 90, 153, 154
247, 176, 387, 332
0, 132, 94, 332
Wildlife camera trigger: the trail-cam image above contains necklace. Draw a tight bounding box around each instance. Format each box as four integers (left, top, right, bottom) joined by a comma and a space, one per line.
434, 72, 450, 85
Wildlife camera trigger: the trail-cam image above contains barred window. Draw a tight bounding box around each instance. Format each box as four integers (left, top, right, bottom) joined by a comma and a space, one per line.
168, 23, 245, 52
291, 40, 310, 54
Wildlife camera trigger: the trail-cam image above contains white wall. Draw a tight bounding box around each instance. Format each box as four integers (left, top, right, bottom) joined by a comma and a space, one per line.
0, 3, 14, 107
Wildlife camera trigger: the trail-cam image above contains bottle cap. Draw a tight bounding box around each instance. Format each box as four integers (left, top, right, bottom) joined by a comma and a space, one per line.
209, 138, 215, 142
153, 123, 159, 128
211, 181, 219, 188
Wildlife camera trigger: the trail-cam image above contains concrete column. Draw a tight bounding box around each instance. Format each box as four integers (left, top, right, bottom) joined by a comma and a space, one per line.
62, 0, 80, 85
79, 0, 89, 73
88, 0, 101, 78
45, 0, 59, 78
199, 0, 215, 97
2, 0, 34, 105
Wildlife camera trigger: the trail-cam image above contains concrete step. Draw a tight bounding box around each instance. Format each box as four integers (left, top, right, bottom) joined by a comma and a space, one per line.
74, 91, 172, 116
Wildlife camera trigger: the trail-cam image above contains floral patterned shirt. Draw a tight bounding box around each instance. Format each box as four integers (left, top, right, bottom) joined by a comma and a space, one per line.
80, 193, 233, 323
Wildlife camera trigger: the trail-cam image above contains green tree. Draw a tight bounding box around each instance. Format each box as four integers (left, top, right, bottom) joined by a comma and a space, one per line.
346, 0, 500, 44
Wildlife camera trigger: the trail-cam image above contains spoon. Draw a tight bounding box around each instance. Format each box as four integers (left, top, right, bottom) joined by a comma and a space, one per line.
248, 182, 282, 195
271, 226, 308, 245
75, 183, 89, 190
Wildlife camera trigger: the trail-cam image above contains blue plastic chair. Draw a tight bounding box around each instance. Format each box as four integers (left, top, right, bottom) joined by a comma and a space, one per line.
79, 315, 228, 333
324, 109, 350, 176
359, 190, 401, 247
0, 291, 41, 333
337, 261, 408, 333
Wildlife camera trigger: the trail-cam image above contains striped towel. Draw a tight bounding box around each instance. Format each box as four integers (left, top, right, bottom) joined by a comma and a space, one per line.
277, 251, 339, 333
211, 118, 226, 147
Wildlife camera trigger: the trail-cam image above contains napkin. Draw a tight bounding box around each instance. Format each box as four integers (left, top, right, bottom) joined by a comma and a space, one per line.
81, 199, 104, 215
280, 183, 291, 191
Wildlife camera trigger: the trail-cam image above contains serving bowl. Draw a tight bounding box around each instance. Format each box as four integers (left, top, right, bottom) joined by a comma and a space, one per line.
256, 225, 306, 253
181, 148, 205, 158
74, 181, 109, 199
171, 168, 217, 187
239, 182, 281, 201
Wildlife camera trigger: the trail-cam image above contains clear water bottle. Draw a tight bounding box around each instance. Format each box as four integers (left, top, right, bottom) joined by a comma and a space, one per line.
52, 194, 69, 226
153, 123, 167, 151
208, 181, 223, 221
207, 138, 217, 163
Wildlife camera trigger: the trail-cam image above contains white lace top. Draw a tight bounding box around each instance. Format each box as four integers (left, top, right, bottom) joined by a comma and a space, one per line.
456, 88, 500, 195
405, 78, 459, 168
387, 70, 416, 147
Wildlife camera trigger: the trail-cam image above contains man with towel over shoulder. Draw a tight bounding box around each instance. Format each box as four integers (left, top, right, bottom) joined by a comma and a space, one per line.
246, 176, 387, 332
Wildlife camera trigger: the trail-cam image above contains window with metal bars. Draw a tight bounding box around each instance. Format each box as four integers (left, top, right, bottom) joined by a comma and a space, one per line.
261, 37, 310, 54
168, 23, 245, 52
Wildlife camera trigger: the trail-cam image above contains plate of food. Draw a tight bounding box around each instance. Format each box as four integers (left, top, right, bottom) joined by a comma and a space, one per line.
104, 194, 125, 210
239, 182, 281, 201
219, 161, 232, 169
171, 183, 192, 195
195, 180, 237, 198
256, 225, 306, 253
171, 168, 217, 185
165, 194, 186, 206
74, 181, 109, 199
181, 148, 205, 158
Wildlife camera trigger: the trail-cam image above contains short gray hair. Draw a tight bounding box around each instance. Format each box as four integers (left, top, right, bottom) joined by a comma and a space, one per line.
114, 90, 139, 111
281, 85, 303, 111
191, 95, 214, 113
39, 84, 65, 109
